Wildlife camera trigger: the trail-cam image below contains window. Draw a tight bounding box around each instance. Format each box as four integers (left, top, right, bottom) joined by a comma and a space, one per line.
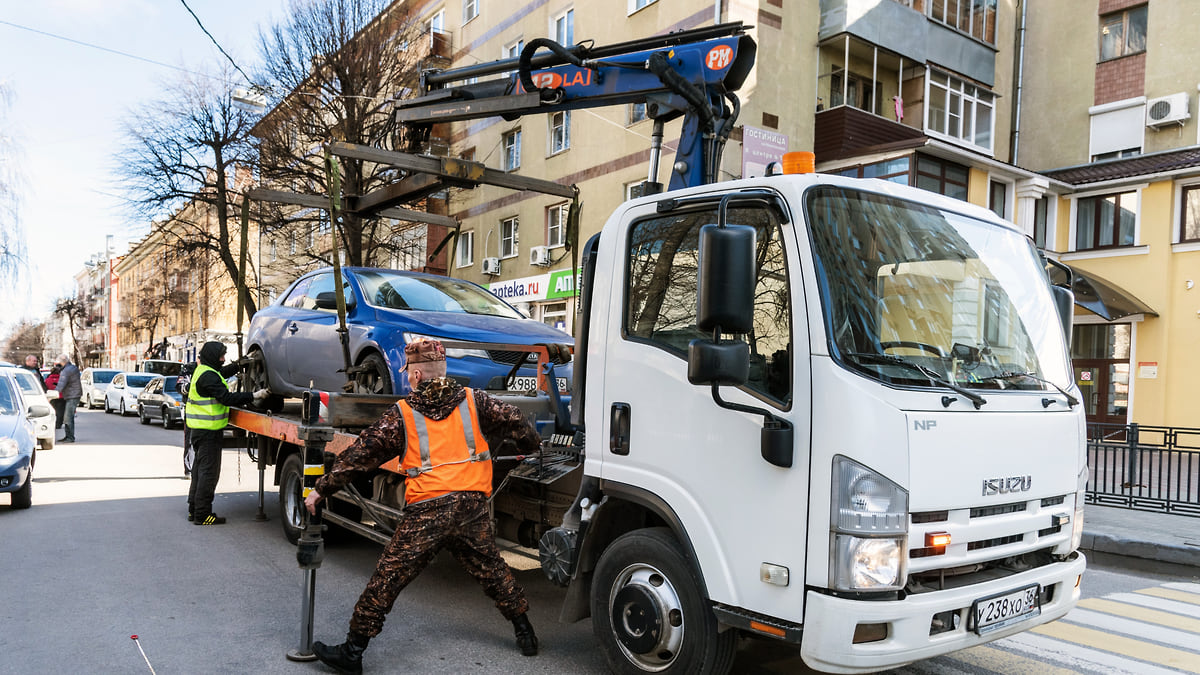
926, 69, 995, 152
1033, 196, 1050, 249
547, 203, 569, 247
289, 232, 297, 255
549, 111, 570, 154
925, 0, 997, 44
554, 8, 574, 46
427, 9, 445, 34
989, 179, 1008, 219
269, 239, 277, 262
540, 301, 568, 330
503, 129, 521, 171
629, 102, 648, 124
625, 205, 793, 405
1075, 191, 1137, 250
914, 155, 969, 201
501, 217, 519, 258
1093, 148, 1141, 162
1088, 102, 1144, 162
505, 40, 524, 59
830, 69, 883, 114
628, 0, 656, 13
837, 157, 911, 184
1181, 186, 1200, 243
463, 0, 478, 23
457, 230, 475, 267
1099, 6, 1147, 61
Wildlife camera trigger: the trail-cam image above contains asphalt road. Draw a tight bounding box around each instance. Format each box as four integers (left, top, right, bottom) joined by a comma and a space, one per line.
2, 407, 1197, 674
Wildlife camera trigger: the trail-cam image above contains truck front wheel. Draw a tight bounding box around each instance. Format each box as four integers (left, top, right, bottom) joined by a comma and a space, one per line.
278, 453, 305, 545
592, 528, 737, 674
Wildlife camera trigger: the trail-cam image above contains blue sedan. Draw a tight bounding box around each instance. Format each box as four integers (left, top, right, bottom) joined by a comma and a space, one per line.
0, 372, 44, 509
245, 267, 573, 397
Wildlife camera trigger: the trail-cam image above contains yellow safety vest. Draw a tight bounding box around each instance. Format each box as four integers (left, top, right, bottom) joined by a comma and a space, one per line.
186, 363, 230, 430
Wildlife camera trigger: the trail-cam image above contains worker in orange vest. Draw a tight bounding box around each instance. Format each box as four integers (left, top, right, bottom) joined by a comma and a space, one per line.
305, 338, 542, 674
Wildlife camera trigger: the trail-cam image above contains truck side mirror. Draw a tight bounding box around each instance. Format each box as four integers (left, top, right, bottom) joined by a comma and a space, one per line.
696, 223, 756, 334
1051, 285, 1074, 343
687, 340, 749, 386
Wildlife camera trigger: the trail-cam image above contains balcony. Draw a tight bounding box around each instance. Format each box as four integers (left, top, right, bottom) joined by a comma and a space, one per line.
814, 105, 925, 162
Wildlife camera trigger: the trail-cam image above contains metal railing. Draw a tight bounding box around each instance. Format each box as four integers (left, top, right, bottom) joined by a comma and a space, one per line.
1087, 423, 1200, 517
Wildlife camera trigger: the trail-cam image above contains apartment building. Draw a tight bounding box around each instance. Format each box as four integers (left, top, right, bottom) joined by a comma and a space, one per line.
1018, 0, 1200, 428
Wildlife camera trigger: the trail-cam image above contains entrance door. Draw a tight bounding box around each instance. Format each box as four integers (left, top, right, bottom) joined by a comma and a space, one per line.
1071, 324, 1131, 428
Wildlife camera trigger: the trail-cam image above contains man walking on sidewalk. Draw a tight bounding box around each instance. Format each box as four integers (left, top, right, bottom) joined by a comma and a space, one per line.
304, 338, 542, 674
54, 354, 81, 443
186, 341, 268, 525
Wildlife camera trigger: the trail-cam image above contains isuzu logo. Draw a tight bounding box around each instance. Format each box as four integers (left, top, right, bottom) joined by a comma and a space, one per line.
982, 476, 1032, 496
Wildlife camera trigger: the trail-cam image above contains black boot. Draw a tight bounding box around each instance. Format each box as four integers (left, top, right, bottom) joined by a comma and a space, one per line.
512, 613, 538, 656
312, 632, 369, 674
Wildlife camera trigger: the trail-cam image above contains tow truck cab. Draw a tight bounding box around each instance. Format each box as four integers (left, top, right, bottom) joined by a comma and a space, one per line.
553, 171, 1086, 673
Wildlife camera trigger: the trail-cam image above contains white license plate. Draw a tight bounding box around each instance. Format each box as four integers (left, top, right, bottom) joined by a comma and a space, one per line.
507, 376, 568, 392
971, 584, 1040, 635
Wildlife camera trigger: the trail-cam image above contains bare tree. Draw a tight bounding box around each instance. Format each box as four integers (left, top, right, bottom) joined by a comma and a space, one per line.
116, 65, 261, 317
255, 0, 432, 268
0, 80, 28, 285
3, 321, 46, 365
54, 297, 88, 366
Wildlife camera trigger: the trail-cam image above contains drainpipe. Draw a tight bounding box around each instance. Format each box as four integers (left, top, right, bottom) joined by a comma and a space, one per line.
1011, 0, 1029, 165
714, 0, 721, 24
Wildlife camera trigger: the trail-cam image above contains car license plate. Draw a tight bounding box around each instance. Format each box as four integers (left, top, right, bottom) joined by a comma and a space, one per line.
507, 376, 568, 392
971, 584, 1040, 635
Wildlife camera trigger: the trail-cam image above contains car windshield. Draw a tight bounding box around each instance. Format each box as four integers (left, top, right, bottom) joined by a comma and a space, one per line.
355, 270, 523, 319
806, 185, 1071, 392
125, 374, 157, 388
8, 370, 42, 395
163, 376, 178, 392
93, 370, 118, 384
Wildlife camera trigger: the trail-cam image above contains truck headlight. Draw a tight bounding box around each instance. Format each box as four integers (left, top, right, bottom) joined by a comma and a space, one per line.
403, 332, 489, 360
0, 438, 18, 459
1072, 467, 1087, 551
830, 456, 908, 591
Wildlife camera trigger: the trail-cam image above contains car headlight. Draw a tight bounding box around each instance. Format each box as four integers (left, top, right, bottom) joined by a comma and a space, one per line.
403, 332, 489, 359
830, 456, 908, 591
0, 437, 19, 459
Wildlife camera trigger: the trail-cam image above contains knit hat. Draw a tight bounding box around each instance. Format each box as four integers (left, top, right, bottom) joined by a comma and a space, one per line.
400, 338, 446, 372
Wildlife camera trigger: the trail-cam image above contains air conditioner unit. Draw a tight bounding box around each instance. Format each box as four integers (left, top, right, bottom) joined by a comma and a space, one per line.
482, 257, 501, 276
529, 246, 550, 266
1146, 93, 1191, 127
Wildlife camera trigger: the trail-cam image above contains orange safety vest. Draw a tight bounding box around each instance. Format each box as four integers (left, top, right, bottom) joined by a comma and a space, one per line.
389, 390, 492, 505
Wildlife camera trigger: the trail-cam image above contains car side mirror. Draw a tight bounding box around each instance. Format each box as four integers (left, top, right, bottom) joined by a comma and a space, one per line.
314, 292, 338, 310
29, 404, 51, 418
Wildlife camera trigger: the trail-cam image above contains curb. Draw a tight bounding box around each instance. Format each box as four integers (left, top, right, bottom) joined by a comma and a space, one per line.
1080, 531, 1200, 569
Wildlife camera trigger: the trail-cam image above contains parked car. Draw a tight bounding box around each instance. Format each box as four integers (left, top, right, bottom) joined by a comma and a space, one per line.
245, 267, 573, 398
81, 368, 121, 409
1, 367, 56, 450
104, 372, 158, 416
0, 371, 46, 509
136, 376, 185, 428
139, 359, 184, 376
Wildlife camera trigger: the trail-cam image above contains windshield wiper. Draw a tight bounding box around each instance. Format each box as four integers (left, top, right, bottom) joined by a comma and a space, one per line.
976, 371, 1079, 408
842, 352, 987, 409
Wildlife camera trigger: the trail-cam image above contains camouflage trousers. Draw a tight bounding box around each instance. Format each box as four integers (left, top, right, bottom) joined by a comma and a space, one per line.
349, 491, 529, 638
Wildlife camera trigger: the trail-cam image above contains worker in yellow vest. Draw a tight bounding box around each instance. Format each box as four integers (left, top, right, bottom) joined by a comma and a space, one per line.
187, 341, 269, 525
305, 338, 542, 673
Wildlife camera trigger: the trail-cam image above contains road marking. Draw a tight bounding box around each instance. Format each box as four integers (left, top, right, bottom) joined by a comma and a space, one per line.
1137, 586, 1200, 607
1062, 607, 1200, 647
1002, 632, 1191, 675
1106, 591, 1200, 617
1164, 582, 1200, 595
1079, 597, 1200, 634
1030, 621, 1200, 673
947, 642, 1079, 675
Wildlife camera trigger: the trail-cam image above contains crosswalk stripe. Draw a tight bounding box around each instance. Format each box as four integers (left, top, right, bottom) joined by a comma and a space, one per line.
947, 642, 1079, 675
1163, 582, 1200, 596
1079, 597, 1200, 634
1063, 607, 1200, 647
1107, 591, 1200, 617
1031, 621, 1200, 673
1138, 586, 1200, 606
1003, 632, 1190, 675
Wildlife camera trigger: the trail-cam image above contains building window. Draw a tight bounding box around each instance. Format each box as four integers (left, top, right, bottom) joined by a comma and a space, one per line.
1181, 186, 1200, 243
289, 232, 297, 255
457, 230, 475, 267
501, 217, 519, 258
629, 102, 647, 125
505, 40, 524, 59
269, 239, 277, 262
629, 0, 656, 13
547, 203, 569, 248
554, 8, 574, 46
919, 0, 997, 44
836, 157, 911, 184
427, 9, 445, 35
1093, 148, 1141, 162
926, 69, 995, 153
540, 301, 568, 331
1033, 196, 1050, 249
502, 129, 521, 171
1075, 191, 1137, 251
989, 180, 1008, 219
549, 111, 570, 154
914, 155, 969, 201
1099, 5, 1147, 61
463, 0, 479, 23
830, 69, 882, 114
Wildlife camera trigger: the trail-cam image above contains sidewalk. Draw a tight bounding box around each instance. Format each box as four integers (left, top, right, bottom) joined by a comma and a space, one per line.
1081, 503, 1200, 569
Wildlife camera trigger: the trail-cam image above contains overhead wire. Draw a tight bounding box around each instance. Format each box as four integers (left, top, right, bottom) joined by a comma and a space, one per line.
178, 0, 254, 84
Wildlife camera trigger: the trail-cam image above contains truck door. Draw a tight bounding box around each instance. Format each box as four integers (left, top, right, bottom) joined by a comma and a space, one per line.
598, 196, 812, 619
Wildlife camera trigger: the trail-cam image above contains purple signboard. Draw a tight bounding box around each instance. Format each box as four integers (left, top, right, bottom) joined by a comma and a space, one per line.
742, 126, 789, 179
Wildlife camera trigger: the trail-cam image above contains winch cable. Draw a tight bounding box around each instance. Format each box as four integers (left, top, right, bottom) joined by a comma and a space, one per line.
130, 635, 156, 674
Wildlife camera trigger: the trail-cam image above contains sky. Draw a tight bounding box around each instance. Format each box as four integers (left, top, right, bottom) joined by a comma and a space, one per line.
0, 0, 285, 335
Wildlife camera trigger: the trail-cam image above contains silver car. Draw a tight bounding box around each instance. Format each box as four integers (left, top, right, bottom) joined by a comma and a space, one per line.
104, 372, 158, 416
82, 368, 121, 409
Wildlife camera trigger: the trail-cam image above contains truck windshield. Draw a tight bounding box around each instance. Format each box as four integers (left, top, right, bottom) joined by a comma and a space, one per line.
806, 185, 1071, 392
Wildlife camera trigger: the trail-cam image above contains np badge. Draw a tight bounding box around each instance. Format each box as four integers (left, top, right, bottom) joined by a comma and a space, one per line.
982, 476, 1032, 496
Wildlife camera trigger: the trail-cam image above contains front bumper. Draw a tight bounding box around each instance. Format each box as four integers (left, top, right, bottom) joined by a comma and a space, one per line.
0, 455, 32, 493
800, 554, 1085, 674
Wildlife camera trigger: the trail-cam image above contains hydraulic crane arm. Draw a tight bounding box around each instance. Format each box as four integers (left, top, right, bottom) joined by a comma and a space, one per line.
394, 22, 756, 192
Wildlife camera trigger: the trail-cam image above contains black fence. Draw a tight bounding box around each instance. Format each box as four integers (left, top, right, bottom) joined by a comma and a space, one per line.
1087, 423, 1200, 517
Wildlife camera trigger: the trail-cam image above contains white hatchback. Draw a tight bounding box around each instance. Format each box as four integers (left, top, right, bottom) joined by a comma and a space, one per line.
1, 367, 56, 449
104, 372, 159, 416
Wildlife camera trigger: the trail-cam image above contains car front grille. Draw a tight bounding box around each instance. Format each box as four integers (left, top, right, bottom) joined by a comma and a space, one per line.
487, 350, 536, 366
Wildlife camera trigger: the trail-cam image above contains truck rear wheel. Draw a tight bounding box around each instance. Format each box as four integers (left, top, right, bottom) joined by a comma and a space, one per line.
592, 527, 737, 674
278, 453, 305, 544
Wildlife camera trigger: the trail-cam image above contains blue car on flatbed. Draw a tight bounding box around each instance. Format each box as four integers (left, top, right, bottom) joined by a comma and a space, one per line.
245, 267, 573, 398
